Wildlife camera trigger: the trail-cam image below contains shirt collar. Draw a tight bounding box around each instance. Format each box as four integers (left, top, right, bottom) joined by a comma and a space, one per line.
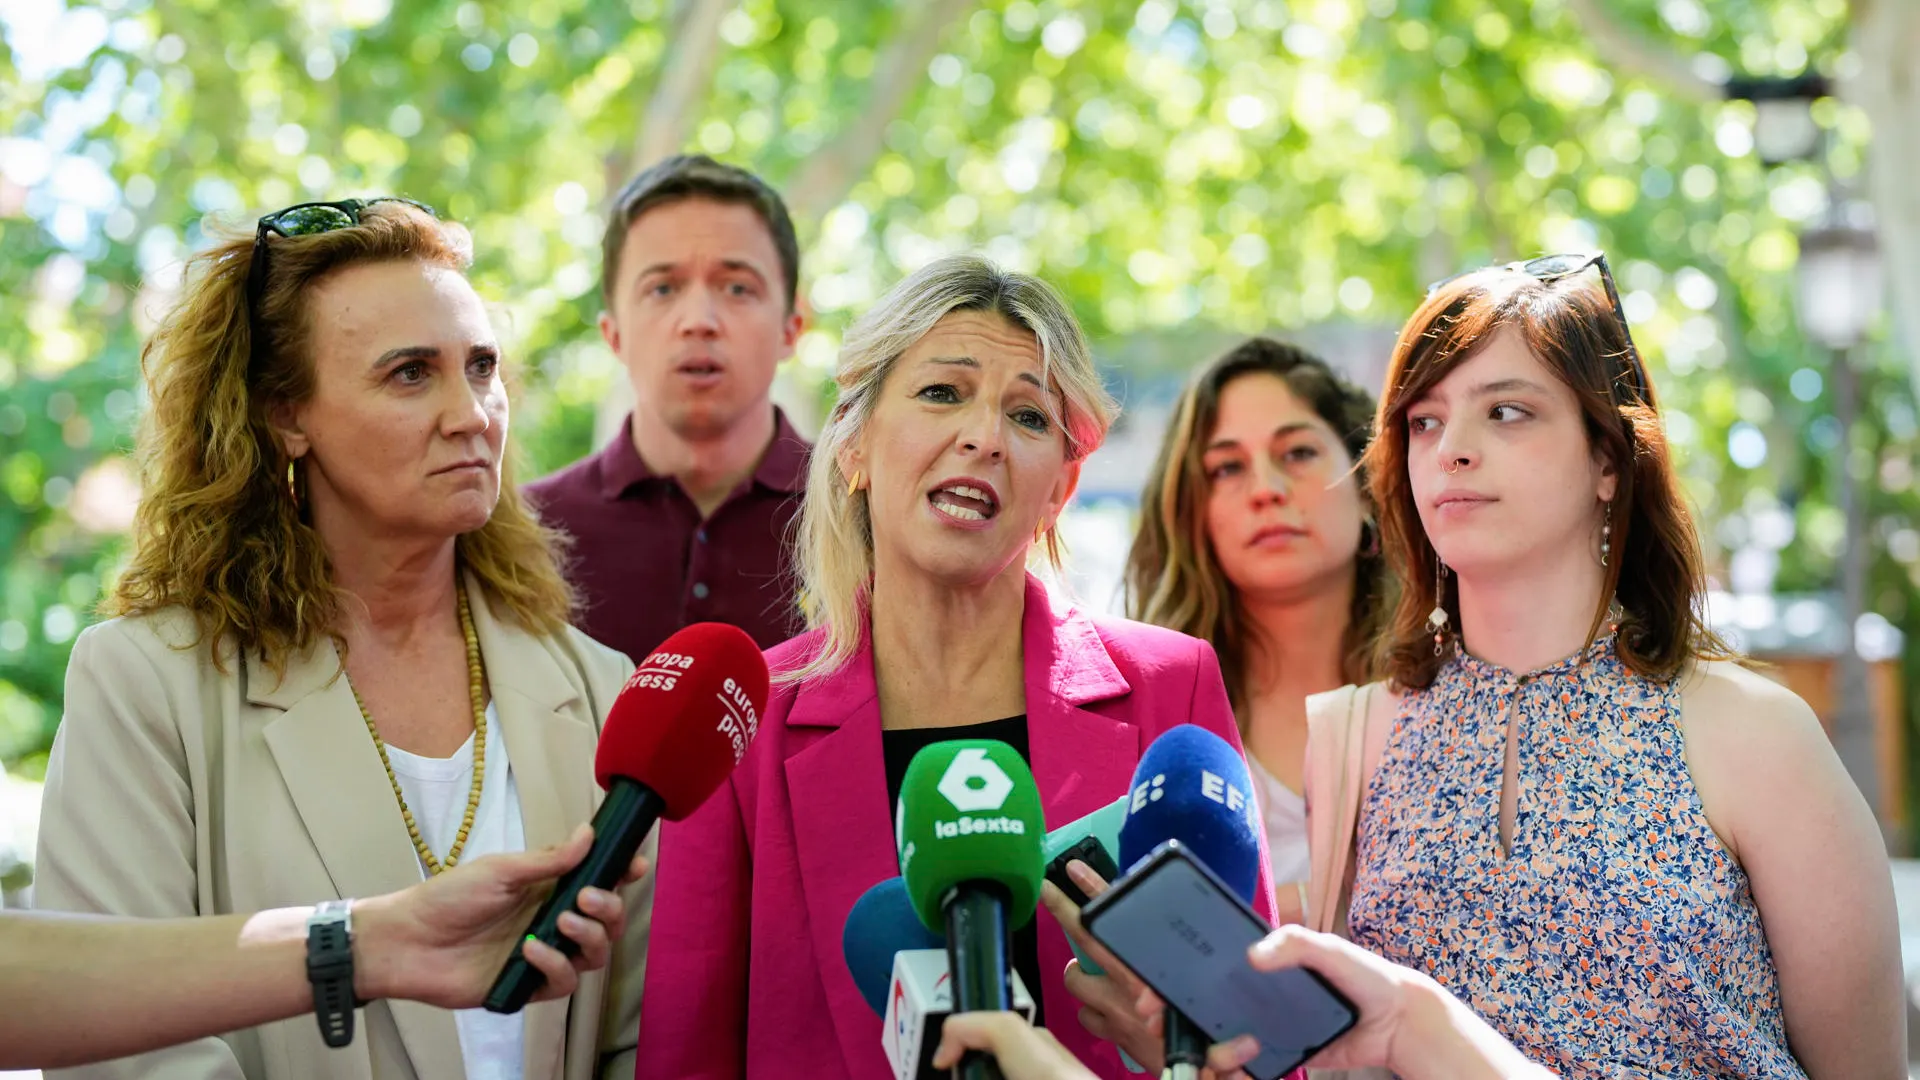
597, 406, 810, 501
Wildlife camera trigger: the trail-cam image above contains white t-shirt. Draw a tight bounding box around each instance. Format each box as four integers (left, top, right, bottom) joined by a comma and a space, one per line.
384, 701, 526, 1080
1247, 754, 1312, 889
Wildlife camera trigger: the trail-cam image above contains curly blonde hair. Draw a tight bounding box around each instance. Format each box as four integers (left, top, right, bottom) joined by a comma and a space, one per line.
108, 202, 574, 671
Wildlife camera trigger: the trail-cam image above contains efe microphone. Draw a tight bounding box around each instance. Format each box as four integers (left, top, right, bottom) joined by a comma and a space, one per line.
483, 622, 770, 1013
895, 740, 1046, 1080
1116, 725, 1265, 1080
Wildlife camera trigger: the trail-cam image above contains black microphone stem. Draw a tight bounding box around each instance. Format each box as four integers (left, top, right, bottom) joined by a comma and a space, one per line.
1163, 1007, 1206, 1080
483, 780, 665, 1014
943, 883, 1010, 1080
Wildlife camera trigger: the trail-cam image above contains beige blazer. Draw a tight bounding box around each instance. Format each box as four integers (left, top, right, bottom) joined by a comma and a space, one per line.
33, 576, 650, 1080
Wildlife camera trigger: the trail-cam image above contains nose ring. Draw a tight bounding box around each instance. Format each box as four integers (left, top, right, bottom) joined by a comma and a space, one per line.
1443, 460, 1461, 474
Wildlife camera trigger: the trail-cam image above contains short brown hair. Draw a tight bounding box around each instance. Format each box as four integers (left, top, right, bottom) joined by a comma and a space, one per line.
1126, 338, 1388, 713
1364, 270, 1731, 690
600, 154, 800, 311
111, 203, 576, 671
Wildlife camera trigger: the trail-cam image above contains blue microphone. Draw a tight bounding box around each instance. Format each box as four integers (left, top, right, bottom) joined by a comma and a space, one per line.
843, 876, 945, 1016
1118, 724, 1264, 1079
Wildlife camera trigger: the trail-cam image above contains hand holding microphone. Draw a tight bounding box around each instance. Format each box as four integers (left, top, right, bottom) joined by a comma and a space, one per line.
895, 739, 1047, 1080
483, 622, 770, 1014
1042, 726, 1266, 1079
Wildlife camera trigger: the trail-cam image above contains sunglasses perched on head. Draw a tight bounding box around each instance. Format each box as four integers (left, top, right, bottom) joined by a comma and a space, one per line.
246, 197, 438, 364
1427, 251, 1649, 402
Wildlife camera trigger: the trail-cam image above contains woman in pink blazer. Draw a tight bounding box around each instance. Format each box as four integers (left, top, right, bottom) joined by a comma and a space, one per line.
635, 255, 1276, 1079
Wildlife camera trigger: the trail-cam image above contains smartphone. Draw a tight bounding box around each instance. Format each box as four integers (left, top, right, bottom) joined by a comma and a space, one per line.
1080, 841, 1358, 1080
1044, 832, 1121, 908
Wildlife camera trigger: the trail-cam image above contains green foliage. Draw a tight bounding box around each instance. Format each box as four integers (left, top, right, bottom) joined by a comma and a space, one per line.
2, 0, 1912, 817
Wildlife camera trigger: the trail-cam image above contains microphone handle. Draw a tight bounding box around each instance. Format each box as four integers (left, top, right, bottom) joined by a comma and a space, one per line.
1162, 1007, 1206, 1080
943, 882, 1011, 1080
483, 779, 666, 1014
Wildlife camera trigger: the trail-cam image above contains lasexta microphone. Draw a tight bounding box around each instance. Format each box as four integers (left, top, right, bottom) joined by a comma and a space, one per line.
1117, 725, 1264, 1080
843, 876, 945, 1016
483, 622, 769, 1013
896, 740, 1046, 1080
842, 878, 1039, 1078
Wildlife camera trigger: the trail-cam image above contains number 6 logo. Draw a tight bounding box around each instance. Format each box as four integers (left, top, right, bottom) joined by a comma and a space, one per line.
936, 747, 1014, 812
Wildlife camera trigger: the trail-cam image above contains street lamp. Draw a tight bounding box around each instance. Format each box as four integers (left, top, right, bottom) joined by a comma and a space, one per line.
1794, 206, 1888, 844
1723, 73, 1831, 165
1797, 213, 1884, 350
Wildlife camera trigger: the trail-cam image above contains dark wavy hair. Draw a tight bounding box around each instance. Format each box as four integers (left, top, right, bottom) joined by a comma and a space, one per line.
1363, 270, 1731, 690
1125, 337, 1389, 716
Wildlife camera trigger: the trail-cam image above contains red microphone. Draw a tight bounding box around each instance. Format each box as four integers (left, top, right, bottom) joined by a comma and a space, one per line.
483, 622, 769, 1013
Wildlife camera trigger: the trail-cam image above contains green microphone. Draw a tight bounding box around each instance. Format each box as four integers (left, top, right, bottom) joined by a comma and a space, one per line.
895, 739, 1046, 1080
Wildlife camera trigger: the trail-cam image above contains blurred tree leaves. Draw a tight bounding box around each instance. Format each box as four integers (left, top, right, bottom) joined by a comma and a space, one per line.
1, 0, 1912, 806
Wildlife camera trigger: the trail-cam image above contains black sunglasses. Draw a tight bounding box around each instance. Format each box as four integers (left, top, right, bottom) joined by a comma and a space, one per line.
1427, 252, 1650, 402
246, 197, 437, 365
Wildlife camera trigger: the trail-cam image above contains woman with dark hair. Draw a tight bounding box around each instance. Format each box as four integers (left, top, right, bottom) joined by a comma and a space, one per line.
1124, 337, 1388, 922
1312, 255, 1902, 1077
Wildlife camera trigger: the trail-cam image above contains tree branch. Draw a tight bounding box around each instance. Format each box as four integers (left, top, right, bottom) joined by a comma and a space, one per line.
1849, 0, 1920, 391
629, 0, 734, 175
1562, 0, 1722, 104
782, 0, 976, 222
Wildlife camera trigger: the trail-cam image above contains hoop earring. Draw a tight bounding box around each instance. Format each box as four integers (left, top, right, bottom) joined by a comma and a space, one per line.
1599, 500, 1613, 568
285, 458, 306, 511
1426, 554, 1451, 657
846, 469, 862, 496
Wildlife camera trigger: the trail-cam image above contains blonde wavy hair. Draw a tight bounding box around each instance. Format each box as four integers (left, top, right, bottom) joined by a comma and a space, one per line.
785, 254, 1117, 684
108, 202, 575, 672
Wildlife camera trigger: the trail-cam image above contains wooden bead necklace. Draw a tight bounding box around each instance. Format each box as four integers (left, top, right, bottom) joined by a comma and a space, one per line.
351, 586, 487, 876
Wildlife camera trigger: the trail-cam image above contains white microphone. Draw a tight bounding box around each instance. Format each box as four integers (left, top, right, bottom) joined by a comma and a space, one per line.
881, 948, 1038, 1080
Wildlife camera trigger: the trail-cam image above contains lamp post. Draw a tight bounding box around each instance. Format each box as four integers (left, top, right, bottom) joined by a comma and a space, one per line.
1795, 211, 1888, 841
1728, 72, 1893, 844
1724, 73, 1831, 165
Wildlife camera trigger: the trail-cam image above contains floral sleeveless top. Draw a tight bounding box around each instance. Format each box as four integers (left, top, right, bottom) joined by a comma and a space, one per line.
1346, 639, 1804, 1078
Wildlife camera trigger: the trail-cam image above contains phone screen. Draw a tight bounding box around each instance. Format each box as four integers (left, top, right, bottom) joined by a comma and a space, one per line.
1082, 846, 1357, 1080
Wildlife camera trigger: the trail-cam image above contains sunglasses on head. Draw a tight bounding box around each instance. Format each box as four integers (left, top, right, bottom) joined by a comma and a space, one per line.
1426, 251, 1649, 402
246, 197, 438, 366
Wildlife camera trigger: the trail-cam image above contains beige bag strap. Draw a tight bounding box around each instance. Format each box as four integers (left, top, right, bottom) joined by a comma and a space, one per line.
1304, 683, 1388, 934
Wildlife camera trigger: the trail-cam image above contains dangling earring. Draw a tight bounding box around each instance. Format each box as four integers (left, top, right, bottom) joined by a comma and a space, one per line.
1427, 554, 1451, 657
846, 469, 862, 496
1034, 521, 1048, 546
1599, 500, 1613, 568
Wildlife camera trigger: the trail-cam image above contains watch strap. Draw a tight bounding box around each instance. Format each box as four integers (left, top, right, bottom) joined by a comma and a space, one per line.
306, 899, 357, 1048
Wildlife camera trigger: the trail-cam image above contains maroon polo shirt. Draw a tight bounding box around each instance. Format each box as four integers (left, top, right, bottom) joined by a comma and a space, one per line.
525, 409, 810, 663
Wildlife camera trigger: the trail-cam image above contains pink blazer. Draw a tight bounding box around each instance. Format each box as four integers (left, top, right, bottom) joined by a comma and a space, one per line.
634, 574, 1278, 1078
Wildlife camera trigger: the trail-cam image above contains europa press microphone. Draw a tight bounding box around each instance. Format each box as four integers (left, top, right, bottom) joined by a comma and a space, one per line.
482, 622, 770, 1014
1116, 725, 1265, 1080
842, 876, 1036, 1080
895, 740, 1046, 1080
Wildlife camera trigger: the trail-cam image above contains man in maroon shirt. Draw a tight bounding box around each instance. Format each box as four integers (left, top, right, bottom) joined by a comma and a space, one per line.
527, 156, 810, 660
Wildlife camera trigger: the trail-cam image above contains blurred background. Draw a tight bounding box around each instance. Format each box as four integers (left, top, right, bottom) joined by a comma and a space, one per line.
3, 0, 1920, 1007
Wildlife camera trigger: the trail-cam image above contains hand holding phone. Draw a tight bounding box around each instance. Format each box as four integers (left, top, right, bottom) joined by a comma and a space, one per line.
1080, 841, 1358, 1080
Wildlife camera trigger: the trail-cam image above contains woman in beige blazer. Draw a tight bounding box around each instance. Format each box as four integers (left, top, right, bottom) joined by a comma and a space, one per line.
34, 199, 648, 1080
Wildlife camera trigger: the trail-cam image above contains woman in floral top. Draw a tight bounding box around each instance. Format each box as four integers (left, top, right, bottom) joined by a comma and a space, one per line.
1332, 254, 1902, 1077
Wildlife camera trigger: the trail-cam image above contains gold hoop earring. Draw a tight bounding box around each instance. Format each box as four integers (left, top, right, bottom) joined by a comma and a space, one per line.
846, 469, 862, 496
